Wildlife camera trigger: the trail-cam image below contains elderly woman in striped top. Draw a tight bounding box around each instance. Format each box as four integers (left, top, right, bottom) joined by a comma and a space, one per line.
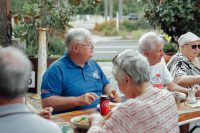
167, 32, 200, 92
88, 49, 179, 133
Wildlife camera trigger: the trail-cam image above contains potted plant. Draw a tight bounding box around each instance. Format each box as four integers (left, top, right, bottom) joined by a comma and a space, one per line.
162, 34, 178, 63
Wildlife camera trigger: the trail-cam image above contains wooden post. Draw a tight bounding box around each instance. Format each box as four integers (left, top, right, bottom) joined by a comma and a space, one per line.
0, 0, 12, 47
31, 28, 48, 100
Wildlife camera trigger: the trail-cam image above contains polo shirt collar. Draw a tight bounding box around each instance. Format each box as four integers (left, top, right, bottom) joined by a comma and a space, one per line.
64, 53, 89, 69
0, 103, 31, 117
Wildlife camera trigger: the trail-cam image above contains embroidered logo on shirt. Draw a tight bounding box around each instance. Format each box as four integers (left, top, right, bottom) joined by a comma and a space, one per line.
41, 90, 49, 94
92, 71, 99, 79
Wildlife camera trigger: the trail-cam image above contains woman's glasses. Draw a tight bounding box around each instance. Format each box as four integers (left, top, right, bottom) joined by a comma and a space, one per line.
186, 43, 200, 49
191, 44, 200, 49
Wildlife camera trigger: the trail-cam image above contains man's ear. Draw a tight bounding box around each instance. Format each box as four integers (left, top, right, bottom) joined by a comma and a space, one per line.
72, 44, 79, 53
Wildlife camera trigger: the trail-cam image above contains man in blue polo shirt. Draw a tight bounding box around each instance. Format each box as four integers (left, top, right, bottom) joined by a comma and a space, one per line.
41, 28, 119, 114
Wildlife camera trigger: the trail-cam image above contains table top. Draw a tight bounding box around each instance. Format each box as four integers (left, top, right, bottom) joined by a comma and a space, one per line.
52, 102, 200, 133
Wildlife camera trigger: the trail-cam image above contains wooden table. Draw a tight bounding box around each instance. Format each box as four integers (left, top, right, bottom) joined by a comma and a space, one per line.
52, 103, 200, 133
52, 108, 97, 133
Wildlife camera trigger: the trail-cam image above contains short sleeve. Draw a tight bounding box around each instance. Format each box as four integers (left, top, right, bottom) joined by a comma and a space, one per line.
41, 65, 63, 99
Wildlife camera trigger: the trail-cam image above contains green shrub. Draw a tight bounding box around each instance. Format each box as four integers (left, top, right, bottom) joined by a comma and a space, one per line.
163, 43, 178, 54
48, 35, 65, 56
133, 17, 153, 29
119, 20, 137, 31
94, 17, 153, 36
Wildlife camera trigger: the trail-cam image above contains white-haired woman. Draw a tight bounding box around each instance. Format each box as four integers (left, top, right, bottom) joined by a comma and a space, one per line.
88, 49, 179, 133
167, 32, 200, 90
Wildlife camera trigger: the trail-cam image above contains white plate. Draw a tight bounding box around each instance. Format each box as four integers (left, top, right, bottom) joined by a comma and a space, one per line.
71, 115, 91, 131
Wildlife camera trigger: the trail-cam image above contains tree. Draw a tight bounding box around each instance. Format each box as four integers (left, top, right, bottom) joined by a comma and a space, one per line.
104, 0, 108, 21
118, 0, 123, 21
0, 0, 12, 47
142, 0, 200, 42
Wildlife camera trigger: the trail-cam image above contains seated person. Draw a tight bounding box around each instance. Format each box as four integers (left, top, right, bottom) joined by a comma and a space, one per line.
41, 28, 119, 114
88, 50, 179, 133
0, 47, 61, 133
138, 31, 189, 94
167, 32, 200, 92
0, 44, 53, 120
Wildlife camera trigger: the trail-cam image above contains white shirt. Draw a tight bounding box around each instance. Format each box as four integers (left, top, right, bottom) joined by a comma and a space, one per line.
150, 58, 173, 86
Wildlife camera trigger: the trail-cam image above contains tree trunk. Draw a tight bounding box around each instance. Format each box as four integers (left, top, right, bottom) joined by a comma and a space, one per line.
118, 0, 123, 22
0, 0, 12, 47
104, 0, 108, 22
109, 0, 113, 21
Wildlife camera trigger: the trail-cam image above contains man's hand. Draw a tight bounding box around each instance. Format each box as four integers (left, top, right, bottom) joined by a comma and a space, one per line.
38, 107, 53, 119
78, 92, 99, 106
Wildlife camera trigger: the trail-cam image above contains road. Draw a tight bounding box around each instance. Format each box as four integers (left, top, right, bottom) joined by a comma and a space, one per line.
93, 39, 138, 60
91, 39, 139, 76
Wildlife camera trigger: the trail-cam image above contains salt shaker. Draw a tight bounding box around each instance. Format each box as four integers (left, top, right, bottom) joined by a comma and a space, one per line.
187, 88, 196, 104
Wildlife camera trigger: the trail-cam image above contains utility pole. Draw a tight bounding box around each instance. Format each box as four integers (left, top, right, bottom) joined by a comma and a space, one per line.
0, 0, 12, 47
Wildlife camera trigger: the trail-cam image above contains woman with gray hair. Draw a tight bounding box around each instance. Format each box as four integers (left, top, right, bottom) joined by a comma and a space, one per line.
167, 32, 200, 90
88, 49, 179, 133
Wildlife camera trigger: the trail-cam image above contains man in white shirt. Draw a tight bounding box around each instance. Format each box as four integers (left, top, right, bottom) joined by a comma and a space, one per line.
138, 32, 188, 94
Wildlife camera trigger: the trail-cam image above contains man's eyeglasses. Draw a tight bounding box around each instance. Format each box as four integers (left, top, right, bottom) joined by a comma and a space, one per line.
186, 43, 200, 49
77, 41, 94, 48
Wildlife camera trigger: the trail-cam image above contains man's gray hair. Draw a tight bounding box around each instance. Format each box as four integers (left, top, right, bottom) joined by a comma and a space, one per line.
112, 49, 150, 85
0, 47, 32, 99
65, 28, 92, 52
138, 32, 164, 55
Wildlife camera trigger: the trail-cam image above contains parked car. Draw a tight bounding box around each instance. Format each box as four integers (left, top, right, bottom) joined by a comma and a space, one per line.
127, 14, 139, 21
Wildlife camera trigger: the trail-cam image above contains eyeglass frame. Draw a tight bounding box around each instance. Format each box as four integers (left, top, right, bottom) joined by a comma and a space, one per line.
185, 43, 200, 49
112, 54, 131, 77
75, 40, 95, 48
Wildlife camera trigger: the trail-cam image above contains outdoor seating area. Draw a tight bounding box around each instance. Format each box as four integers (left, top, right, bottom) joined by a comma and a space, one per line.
1, 1, 200, 133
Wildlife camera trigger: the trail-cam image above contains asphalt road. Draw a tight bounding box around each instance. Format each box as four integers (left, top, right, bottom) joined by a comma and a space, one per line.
93, 39, 138, 60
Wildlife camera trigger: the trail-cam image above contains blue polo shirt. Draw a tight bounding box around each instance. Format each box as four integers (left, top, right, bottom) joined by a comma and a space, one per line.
41, 53, 109, 114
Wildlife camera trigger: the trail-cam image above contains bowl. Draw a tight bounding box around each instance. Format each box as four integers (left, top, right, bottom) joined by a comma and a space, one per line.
70, 115, 91, 131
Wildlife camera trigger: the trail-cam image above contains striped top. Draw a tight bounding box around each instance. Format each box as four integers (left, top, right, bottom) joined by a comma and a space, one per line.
167, 52, 200, 87
88, 87, 179, 133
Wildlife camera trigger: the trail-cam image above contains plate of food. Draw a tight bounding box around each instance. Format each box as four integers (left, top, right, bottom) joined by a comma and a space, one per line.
71, 115, 91, 131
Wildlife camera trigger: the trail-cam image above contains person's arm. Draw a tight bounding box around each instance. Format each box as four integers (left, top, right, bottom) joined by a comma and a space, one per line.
175, 75, 200, 87
38, 107, 53, 119
166, 82, 188, 95
103, 84, 120, 102
42, 92, 99, 112
88, 106, 132, 133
